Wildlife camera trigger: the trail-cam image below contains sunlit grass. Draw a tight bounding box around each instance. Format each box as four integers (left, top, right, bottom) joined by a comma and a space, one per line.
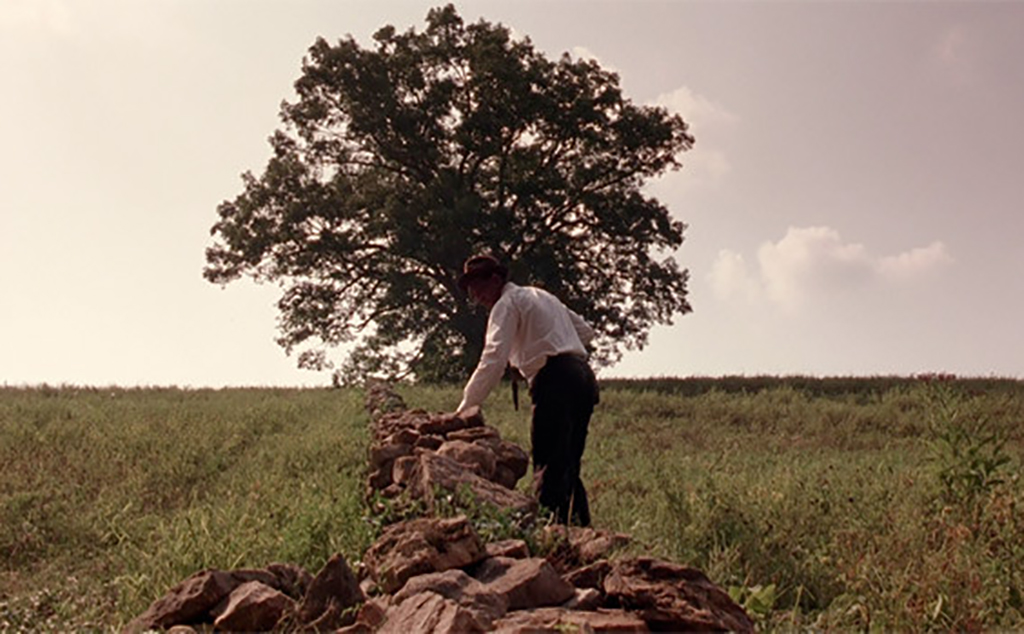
1, 378, 1022, 630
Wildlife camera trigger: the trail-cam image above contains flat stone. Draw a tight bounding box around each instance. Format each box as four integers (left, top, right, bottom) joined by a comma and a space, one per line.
485, 539, 530, 559
378, 591, 487, 633
393, 568, 507, 629
472, 557, 575, 610
445, 426, 502, 444
603, 557, 754, 633
543, 526, 631, 573
492, 607, 649, 633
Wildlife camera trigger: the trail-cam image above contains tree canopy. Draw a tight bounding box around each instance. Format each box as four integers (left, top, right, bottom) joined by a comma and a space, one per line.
204, 5, 695, 383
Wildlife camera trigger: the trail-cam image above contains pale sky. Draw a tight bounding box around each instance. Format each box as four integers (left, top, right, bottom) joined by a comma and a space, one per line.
2, 0, 1022, 387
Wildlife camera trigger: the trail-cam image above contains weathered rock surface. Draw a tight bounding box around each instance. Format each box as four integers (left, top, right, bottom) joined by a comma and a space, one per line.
265, 561, 315, 600
362, 516, 486, 593
365, 403, 530, 507
604, 557, 756, 633
392, 569, 508, 629
486, 538, 531, 559
378, 591, 486, 633
543, 525, 632, 574
124, 568, 284, 633
211, 580, 294, 632
563, 587, 604, 611
402, 451, 537, 516
437, 438, 497, 479
565, 559, 614, 590
492, 607, 649, 633
337, 597, 390, 634
297, 552, 365, 630
472, 557, 576, 611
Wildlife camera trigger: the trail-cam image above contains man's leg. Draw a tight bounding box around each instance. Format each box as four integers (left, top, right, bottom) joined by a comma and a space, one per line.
565, 355, 596, 526
531, 354, 597, 526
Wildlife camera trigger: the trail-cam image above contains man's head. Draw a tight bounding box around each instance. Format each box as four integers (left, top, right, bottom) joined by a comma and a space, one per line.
457, 255, 508, 308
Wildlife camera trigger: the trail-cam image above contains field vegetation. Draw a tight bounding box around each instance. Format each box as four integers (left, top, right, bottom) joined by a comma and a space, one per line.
2, 376, 1022, 631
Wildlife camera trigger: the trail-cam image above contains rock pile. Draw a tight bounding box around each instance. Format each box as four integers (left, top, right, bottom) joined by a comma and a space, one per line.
126, 382, 754, 633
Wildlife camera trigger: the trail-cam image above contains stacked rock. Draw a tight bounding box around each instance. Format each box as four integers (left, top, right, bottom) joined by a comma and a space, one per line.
365, 404, 534, 518
125, 382, 755, 633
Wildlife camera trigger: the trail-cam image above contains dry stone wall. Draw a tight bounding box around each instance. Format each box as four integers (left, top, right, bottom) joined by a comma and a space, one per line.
125, 381, 754, 633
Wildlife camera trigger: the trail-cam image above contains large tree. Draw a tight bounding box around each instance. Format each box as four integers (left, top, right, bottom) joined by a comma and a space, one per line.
205, 5, 694, 384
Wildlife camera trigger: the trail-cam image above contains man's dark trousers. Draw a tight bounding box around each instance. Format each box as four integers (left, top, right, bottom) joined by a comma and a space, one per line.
530, 353, 599, 526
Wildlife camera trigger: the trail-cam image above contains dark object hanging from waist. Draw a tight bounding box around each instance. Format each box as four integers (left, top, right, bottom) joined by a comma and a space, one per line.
508, 364, 524, 411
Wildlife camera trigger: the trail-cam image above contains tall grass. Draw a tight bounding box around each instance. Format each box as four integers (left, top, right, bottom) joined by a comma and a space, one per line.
2, 377, 1022, 630
1, 386, 373, 630
402, 378, 1024, 630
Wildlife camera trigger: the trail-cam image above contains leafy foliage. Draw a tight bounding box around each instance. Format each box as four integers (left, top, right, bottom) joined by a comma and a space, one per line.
922, 376, 1012, 517
204, 5, 694, 382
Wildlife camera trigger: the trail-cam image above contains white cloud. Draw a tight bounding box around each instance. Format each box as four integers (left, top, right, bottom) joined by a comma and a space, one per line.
710, 226, 953, 312
878, 241, 953, 280
758, 226, 874, 308
653, 86, 737, 189
709, 249, 759, 304
655, 86, 738, 128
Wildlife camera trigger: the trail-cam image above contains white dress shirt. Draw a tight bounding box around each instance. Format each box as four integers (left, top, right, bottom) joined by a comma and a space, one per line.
457, 282, 595, 412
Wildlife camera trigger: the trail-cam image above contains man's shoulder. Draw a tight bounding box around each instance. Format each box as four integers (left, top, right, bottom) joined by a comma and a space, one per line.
505, 282, 551, 301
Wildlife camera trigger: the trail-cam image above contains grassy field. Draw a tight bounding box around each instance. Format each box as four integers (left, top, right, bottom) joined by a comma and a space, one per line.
1, 376, 1022, 631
